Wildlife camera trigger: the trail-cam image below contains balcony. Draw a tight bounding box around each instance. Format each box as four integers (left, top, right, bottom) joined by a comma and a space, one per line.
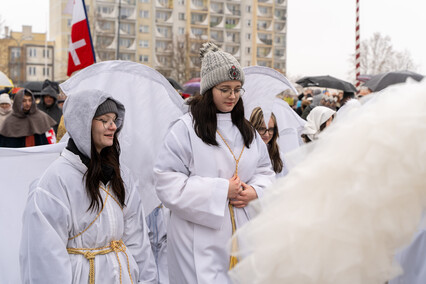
156, 0, 173, 9
191, 13, 209, 26
257, 6, 273, 18
191, 0, 208, 11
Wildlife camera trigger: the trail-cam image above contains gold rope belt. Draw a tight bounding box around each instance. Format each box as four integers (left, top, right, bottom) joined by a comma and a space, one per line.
216, 130, 245, 270
67, 185, 132, 284
67, 239, 133, 284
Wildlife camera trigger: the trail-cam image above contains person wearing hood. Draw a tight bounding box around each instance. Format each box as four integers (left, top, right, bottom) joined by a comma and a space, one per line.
153, 42, 275, 283
0, 93, 12, 126
19, 89, 157, 284
0, 89, 56, 147
37, 84, 63, 133
301, 106, 336, 143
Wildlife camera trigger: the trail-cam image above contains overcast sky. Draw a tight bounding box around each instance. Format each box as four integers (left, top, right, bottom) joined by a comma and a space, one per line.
2, 0, 426, 82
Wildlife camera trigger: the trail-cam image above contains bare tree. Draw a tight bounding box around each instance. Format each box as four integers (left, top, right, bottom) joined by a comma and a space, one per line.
170, 36, 189, 85
349, 32, 417, 77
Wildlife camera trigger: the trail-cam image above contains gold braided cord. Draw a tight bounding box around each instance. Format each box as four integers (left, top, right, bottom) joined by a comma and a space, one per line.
100, 185, 123, 211
216, 130, 245, 269
67, 239, 134, 284
216, 130, 245, 175
68, 186, 111, 241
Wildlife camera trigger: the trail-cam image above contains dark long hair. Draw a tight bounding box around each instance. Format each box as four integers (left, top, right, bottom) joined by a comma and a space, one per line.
249, 107, 283, 173
84, 135, 126, 212
188, 88, 255, 147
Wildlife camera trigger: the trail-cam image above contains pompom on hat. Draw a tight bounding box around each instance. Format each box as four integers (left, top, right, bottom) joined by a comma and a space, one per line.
199, 42, 244, 95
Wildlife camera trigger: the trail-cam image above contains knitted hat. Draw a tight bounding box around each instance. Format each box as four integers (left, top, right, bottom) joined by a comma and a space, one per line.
199, 42, 244, 95
94, 99, 118, 117
0, 94, 12, 105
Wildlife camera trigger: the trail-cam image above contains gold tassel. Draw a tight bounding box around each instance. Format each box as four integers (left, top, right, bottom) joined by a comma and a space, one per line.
229, 203, 239, 269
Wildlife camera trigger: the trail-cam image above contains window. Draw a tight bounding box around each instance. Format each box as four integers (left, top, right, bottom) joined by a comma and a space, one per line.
11, 48, 21, 60
29, 48, 37, 57
178, 0, 184, 4
139, 40, 149, 48
246, 5, 251, 12
140, 10, 149, 18
43, 49, 50, 58
247, 20, 251, 27
246, 47, 251, 54
246, 33, 251, 40
139, 55, 148, 62
28, 66, 36, 76
140, 0, 149, 2
178, 27, 185, 35
43, 67, 50, 76
178, 13, 185, 20
67, 19, 72, 27
139, 25, 149, 33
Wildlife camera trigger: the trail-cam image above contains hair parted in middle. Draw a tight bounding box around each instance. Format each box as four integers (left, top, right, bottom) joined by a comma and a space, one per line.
249, 107, 283, 174
188, 89, 255, 148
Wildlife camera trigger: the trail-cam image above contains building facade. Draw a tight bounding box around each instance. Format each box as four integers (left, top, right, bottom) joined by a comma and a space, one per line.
50, 0, 287, 84
0, 26, 55, 86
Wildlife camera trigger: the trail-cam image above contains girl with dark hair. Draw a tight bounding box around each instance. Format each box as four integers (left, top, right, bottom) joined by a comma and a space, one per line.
249, 107, 286, 177
20, 89, 157, 283
154, 43, 275, 283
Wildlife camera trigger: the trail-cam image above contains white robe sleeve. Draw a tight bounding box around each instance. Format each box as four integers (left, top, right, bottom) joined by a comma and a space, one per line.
122, 173, 158, 284
19, 185, 73, 284
154, 120, 229, 230
247, 134, 276, 199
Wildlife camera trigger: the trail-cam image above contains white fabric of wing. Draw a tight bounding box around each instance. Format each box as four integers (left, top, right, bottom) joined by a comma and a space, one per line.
243, 66, 298, 126
60, 61, 184, 215
229, 80, 426, 284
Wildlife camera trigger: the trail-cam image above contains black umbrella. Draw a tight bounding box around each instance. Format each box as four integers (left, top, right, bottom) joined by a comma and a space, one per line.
166, 77, 183, 91
363, 70, 424, 92
296, 75, 357, 92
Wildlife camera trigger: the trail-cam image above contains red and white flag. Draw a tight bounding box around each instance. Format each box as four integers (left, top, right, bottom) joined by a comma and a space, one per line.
67, 0, 95, 76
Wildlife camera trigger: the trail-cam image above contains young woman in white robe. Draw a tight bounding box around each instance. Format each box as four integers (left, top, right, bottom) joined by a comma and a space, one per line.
154, 43, 275, 283
249, 107, 288, 178
19, 89, 157, 283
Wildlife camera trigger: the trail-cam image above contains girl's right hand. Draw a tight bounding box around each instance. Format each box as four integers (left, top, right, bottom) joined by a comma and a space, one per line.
228, 175, 242, 199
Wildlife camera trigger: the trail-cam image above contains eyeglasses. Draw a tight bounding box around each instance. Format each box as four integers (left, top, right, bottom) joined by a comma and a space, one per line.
214, 87, 245, 97
257, 127, 275, 135
94, 117, 123, 129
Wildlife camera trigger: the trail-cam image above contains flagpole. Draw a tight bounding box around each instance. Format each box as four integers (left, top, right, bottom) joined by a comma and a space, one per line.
355, 0, 361, 89
116, 0, 121, 60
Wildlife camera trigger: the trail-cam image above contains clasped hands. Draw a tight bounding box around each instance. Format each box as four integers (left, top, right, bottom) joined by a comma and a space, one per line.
227, 174, 258, 208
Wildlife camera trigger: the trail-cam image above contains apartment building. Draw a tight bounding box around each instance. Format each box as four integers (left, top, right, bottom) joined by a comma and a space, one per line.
50, 0, 287, 83
0, 26, 55, 85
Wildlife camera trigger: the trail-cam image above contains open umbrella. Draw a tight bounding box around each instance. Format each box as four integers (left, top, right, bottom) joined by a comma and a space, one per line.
296, 75, 357, 92
363, 70, 424, 92
0, 71, 13, 88
182, 81, 201, 96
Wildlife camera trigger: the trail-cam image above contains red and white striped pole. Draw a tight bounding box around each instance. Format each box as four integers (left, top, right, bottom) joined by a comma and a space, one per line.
355, 0, 361, 89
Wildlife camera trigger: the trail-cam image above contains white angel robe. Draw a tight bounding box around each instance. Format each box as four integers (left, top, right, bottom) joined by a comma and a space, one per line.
154, 113, 275, 284
19, 149, 157, 283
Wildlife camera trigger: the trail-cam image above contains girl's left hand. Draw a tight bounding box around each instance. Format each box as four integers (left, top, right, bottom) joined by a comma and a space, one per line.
229, 182, 258, 208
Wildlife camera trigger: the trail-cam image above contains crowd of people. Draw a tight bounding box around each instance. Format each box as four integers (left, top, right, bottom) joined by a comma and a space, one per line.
1, 42, 424, 284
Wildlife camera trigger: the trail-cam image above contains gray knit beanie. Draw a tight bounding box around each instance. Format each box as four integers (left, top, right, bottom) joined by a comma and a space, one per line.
94, 99, 118, 117
199, 42, 244, 95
